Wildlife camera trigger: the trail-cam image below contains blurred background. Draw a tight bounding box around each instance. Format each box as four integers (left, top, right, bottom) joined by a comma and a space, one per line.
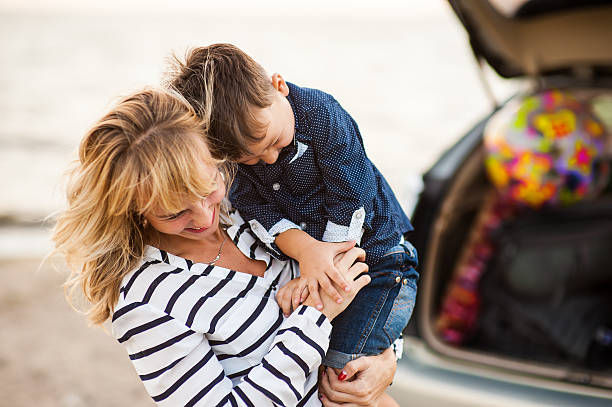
0, 0, 518, 405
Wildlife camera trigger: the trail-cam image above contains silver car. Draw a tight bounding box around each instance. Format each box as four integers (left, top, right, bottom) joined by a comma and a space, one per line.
390, 1, 612, 405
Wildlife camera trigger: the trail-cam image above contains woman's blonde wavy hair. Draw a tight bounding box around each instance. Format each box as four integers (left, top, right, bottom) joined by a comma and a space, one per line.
52, 87, 229, 325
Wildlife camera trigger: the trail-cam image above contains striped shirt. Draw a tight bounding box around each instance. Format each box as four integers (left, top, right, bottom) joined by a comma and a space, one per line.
112, 210, 331, 406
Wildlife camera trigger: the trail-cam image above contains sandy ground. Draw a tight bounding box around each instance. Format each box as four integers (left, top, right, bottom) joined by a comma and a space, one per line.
0, 258, 151, 406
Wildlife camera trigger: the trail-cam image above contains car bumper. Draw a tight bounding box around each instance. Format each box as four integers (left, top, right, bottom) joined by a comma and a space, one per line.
388, 337, 612, 406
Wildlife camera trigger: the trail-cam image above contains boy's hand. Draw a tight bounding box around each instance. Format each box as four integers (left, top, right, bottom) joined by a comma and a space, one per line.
302, 246, 369, 321
275, 229, 361, 311
297, 239, 356, 310
276, 278, 309, 317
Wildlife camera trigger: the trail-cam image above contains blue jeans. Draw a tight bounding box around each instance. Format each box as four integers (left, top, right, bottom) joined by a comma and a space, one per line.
323, 242, 419, 369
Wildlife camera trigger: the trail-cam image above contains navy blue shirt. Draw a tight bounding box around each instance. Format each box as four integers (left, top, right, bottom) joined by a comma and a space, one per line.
229, 82, 413, 267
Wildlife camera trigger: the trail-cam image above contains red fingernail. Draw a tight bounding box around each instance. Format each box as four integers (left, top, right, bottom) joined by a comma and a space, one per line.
338, 371, 347, 381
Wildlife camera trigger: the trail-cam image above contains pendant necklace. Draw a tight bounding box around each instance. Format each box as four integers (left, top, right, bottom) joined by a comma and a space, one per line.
207, 232, 228, 266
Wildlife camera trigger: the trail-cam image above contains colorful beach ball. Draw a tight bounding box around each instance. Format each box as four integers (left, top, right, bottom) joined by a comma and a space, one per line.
484, 89, 608, 207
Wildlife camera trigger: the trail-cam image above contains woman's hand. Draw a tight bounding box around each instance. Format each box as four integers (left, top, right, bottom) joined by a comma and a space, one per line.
302, 247, 369, 321
318, 347, 397, 406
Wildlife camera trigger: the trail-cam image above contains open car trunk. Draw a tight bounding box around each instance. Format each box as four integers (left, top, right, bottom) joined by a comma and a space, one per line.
407, 0, 612, 393
411, 1, 612, 390
417, 88, 612, 388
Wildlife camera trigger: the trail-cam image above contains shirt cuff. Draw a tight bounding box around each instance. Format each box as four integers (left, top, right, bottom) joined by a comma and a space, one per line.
249, 218, 301, 258
321, 207, 365, 244
248, 219, 300, 243
272, 305, 332, 370
392, 337, 404, 360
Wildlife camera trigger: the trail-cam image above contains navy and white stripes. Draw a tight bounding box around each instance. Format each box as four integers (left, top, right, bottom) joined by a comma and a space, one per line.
112, 211, 330, 406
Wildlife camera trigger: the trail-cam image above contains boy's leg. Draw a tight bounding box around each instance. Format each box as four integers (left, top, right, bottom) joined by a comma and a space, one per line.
323, 242, 419, 368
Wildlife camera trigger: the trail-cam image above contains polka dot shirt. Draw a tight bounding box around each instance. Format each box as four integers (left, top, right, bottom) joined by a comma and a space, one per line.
229, 82, 413, 267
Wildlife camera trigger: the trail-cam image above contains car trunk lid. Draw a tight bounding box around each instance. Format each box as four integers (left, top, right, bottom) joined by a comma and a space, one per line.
448, 0, 612, 78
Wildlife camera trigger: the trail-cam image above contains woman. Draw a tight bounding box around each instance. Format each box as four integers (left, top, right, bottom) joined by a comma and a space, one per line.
53, 88, 397, 406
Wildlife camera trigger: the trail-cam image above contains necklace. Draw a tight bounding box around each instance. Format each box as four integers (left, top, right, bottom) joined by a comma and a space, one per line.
207, 232, 228, 266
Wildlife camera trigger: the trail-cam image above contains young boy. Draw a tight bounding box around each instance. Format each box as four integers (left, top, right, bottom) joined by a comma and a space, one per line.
169, 43, 418, 377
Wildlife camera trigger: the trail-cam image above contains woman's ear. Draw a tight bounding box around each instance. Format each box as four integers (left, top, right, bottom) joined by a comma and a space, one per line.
271, 73, 289, 97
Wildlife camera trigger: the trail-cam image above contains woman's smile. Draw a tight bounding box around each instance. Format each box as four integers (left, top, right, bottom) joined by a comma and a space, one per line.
184, 208, 215, 233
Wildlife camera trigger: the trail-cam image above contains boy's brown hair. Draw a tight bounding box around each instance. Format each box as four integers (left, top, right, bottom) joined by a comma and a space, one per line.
167, 43, 276, 160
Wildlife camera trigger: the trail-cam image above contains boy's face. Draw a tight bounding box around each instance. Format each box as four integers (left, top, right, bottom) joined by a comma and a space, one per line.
238, 74, 295, 165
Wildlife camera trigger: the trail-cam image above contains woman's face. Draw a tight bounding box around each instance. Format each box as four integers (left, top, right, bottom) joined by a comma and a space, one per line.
144, 164, 226, 243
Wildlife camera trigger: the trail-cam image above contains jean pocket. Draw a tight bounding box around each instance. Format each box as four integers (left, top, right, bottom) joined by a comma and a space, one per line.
382, 275, 417, 343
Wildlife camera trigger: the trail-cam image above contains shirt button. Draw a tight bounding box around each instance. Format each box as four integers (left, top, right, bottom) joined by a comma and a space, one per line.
272, 183, 280, 191
395, 276, 401, 284
355, 211, 363, 219
403, 278, 408, 285
300, 222, 307, 229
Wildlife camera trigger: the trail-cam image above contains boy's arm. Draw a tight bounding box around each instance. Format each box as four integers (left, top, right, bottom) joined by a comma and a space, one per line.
275, 229, 355, 310
229, 171, 300, 259
231, 172, 356, 309
309, 101, 379, 245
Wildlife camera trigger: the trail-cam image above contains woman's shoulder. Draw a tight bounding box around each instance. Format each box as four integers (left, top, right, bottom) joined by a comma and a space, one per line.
112, 249, 221, 331
115, 248, 184, 304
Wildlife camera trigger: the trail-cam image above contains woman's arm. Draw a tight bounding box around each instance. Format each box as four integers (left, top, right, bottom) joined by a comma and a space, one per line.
113, 300, 331, 406
318, 346, 397, 406
112, 248, 370, 406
